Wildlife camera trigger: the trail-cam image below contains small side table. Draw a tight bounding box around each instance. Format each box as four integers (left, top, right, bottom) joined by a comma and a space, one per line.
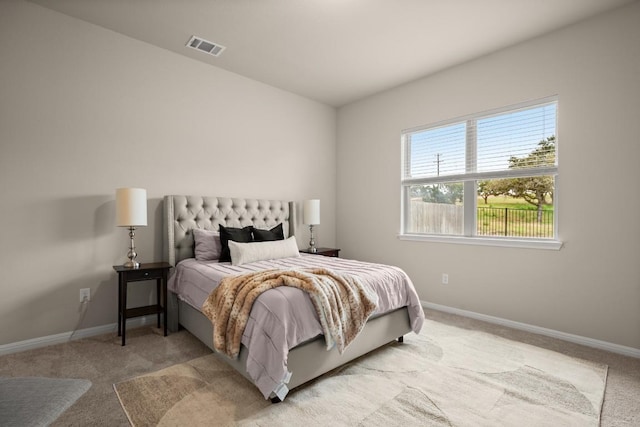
300, 247, 341, 257
112, 262, 172, 346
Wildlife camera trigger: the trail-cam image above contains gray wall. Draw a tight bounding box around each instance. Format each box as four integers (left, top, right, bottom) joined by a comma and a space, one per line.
0, 1, 337, 345
337, 2, 640, 350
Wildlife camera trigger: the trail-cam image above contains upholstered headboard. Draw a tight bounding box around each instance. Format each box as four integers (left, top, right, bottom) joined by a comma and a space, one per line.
163, 195, 296, 266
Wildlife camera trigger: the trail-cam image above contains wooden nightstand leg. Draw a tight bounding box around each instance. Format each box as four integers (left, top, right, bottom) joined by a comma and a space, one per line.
156, 278, 161, 329
162, 274, 168, 337
121, 280, 127, 346
117, 275, 122, 337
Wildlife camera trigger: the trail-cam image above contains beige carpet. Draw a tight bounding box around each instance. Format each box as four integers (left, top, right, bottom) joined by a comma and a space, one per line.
114, 318, 607, 426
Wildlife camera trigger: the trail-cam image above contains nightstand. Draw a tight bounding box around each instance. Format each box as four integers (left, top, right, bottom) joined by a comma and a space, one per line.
112, 262, 171, 346
300, 247, 341, 257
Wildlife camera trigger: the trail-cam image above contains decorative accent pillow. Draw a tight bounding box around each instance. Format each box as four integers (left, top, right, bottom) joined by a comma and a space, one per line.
192, 228, 222, 261
229, 236, 300, 266
252, 223, 284, 242
219, 225, 253, 262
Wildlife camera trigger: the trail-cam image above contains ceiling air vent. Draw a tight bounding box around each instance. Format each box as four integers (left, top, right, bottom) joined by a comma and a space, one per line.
186, 35, 226, 57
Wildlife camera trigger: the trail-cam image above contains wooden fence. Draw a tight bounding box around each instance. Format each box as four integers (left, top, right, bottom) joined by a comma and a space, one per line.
409, 201, 463, 235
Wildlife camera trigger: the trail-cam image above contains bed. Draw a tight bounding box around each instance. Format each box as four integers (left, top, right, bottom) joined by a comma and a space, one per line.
163, 195, 424, 401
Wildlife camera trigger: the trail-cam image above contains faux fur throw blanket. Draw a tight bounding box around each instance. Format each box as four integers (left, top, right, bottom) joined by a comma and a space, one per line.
202, 268, 378, 359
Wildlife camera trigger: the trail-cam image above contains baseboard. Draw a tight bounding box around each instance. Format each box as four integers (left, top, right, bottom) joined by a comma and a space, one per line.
0, 316, 157, 356
422, 301, 640, 359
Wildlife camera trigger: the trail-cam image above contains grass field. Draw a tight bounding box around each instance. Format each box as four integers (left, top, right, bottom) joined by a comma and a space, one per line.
476, 196, 554, 237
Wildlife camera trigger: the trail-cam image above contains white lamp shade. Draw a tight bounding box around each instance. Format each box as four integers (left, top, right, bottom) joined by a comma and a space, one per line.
116, 188, 147, 227
303, 199, 320, 225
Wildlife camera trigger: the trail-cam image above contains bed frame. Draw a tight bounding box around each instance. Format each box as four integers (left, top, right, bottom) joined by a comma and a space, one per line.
163, 195, 411, 399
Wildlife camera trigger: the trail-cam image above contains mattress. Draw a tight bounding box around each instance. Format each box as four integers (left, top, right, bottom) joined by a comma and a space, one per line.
168, 253, 424, 398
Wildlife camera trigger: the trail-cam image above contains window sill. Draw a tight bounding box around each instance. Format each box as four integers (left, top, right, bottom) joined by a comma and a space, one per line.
397, 234, 563, 250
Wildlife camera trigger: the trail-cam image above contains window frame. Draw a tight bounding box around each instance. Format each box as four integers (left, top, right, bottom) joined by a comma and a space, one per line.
399, 96, 562, 250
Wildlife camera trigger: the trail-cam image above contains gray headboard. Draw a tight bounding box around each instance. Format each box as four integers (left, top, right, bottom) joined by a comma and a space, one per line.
163, 195, 296, 266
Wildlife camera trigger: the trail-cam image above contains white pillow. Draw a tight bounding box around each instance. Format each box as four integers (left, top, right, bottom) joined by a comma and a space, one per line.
193, 228, 222, 261
229, 236, 300, 266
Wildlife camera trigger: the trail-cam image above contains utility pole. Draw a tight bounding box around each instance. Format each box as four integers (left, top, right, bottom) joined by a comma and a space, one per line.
435, 153, 442, 176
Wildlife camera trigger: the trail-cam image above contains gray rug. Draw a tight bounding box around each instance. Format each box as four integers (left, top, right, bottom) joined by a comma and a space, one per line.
0, 377, 91, 426
114, 319, 607, 426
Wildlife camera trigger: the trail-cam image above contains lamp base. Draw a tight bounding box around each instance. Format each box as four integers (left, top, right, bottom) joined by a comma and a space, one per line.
308, 224, 317, 253
124, 226, 140, 269
123, 260, 140, 269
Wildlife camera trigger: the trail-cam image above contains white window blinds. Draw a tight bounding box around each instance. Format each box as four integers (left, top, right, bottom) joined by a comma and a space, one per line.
405, 122, 466, 179
403, 98, 557, 184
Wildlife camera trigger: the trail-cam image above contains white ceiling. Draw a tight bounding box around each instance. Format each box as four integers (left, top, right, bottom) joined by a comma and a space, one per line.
28, 0, 635, 107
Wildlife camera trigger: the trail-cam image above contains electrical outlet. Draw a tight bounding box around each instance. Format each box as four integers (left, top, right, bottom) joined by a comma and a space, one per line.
80, 288, 90, 303
442, 273, 449, 285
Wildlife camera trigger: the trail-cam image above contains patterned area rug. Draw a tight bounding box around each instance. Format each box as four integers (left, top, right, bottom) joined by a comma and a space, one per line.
114, 319, 607, 426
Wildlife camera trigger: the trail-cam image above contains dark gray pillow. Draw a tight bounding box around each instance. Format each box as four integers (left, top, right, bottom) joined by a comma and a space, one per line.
219, 225, 253, 262
252, 223, 284, 242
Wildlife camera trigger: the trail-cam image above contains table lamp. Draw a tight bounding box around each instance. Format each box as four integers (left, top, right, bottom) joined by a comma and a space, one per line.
116, 188, 147, 268
303, 199, 320, 253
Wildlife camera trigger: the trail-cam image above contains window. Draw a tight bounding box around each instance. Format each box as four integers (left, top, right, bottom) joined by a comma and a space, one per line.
400, 97, 560, 249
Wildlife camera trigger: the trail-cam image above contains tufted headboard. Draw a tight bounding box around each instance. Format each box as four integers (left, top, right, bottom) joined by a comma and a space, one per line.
163, 195, 296, 266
